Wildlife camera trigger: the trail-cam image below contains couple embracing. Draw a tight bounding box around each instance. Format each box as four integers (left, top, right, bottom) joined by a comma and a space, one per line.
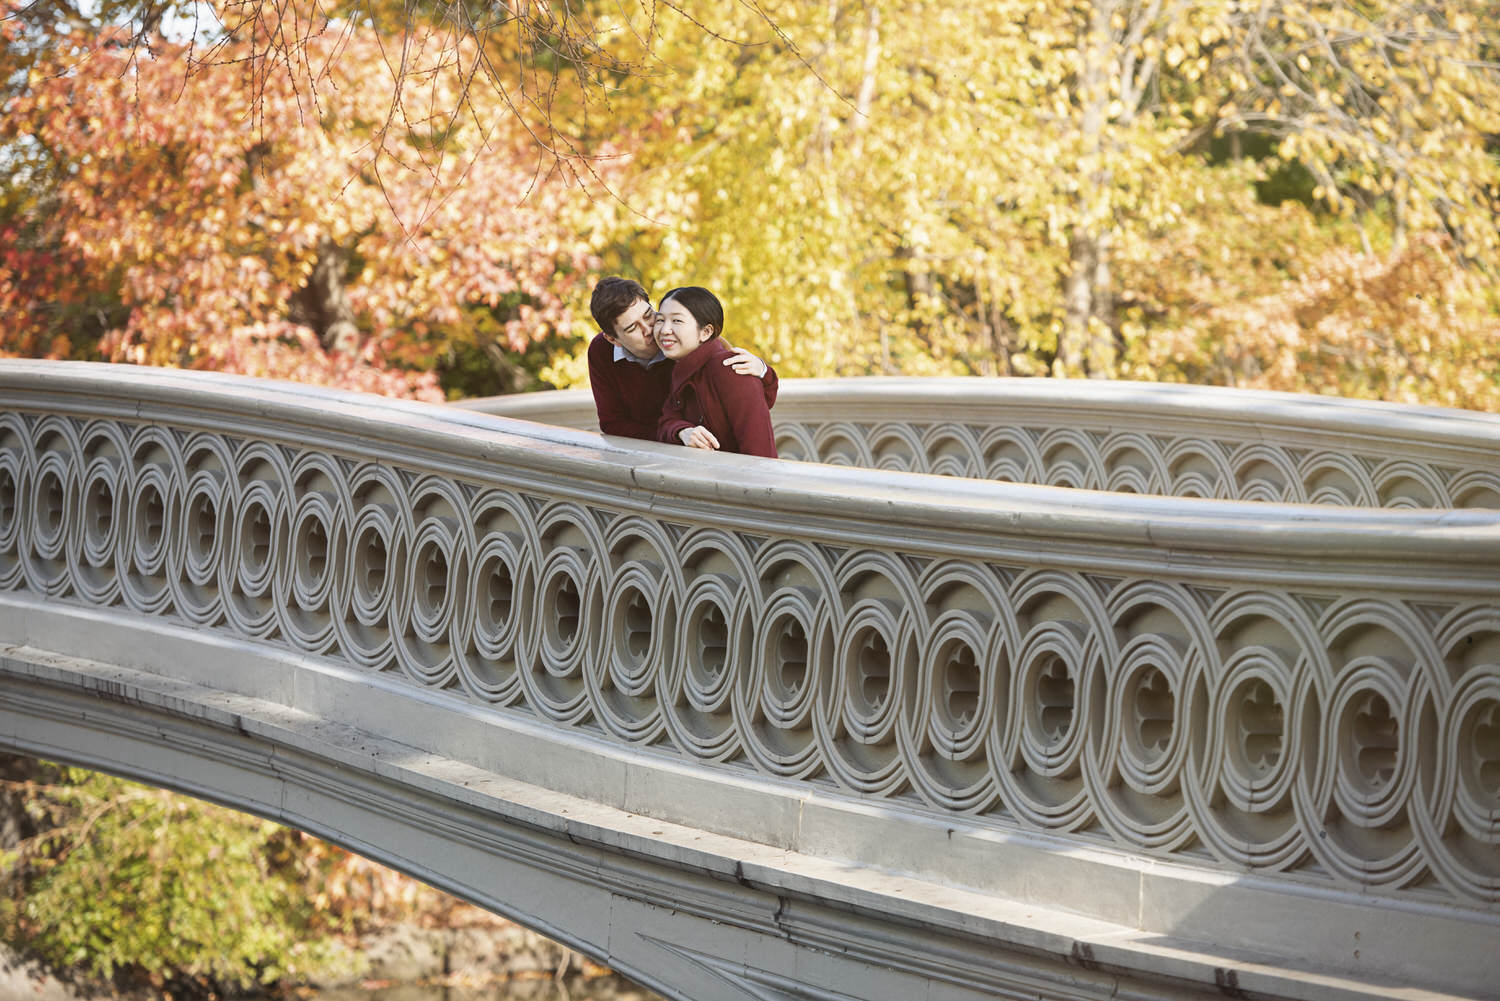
587, 277, 779, 459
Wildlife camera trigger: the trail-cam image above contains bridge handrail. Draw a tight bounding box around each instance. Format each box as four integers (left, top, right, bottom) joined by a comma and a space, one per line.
461, 377, 1500, 508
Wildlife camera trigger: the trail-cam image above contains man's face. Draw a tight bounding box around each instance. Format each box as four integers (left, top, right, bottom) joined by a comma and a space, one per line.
606, 298, 658, 360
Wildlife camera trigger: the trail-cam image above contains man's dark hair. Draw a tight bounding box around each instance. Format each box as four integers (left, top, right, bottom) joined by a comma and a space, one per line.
590, 276, 650, 335
659, 286, 724, 340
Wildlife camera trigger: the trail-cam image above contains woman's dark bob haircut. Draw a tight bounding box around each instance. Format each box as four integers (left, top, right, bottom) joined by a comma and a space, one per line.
659, 286, 723, 339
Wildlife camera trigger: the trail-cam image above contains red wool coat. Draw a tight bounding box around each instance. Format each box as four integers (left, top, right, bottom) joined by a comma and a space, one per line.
588, 332, 779, 443
656, 338, 778, 458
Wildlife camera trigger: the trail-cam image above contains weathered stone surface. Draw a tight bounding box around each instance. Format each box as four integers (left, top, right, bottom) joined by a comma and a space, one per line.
447, 924, 572, 978
303, 921, 597, 991
0, 946, 86, 1001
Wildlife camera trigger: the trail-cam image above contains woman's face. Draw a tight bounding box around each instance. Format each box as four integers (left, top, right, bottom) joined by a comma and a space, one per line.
655, 298, 714, 360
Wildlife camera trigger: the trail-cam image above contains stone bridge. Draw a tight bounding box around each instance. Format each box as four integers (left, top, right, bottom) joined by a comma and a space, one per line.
1, 360, 1497, 1001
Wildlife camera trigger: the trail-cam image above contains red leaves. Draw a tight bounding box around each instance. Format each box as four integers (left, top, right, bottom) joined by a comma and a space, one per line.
3, 9, 614, 398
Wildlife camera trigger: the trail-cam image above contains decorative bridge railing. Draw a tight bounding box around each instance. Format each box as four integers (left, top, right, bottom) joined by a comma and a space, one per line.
468, 377, 1500, 508
4, 361, 1499, 1001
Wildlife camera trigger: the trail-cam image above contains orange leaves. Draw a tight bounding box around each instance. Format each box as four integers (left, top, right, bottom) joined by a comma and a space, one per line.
3, 7, 614, 399
1142, 232, 1500, 412
0, 226, 79, 359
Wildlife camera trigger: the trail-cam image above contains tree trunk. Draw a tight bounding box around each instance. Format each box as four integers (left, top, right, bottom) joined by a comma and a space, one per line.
896, 241, 935, 371
1392, 176, 1408, 252
0, 753, 47, 853
292, 236, 360, 353
849, 5, 880, 161
986, 301, 1015, 376
1059, 232, 1096, 375
1088, 228, 1116, 377
1058, 0, 1117, 378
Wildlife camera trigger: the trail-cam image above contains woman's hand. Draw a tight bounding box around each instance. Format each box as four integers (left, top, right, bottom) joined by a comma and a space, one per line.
722, 347, 768, 379
679, 426, 720, 450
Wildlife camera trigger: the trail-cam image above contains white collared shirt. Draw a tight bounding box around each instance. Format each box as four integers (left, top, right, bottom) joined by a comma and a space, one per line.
614, 344, 668, 368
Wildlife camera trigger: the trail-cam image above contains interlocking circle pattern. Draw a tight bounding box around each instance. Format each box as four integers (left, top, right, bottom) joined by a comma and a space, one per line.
1, 408, 1497, 910
773, 419, 1500, 509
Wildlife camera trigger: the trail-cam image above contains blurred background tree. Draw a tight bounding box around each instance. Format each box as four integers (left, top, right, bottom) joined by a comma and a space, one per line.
585, 0, 1499, 405
1, 759, 355, 995
3, 0, 1496, 403
0, 0, 622, 398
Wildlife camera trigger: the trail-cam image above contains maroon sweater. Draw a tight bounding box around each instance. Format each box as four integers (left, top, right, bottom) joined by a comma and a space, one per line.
587, 333, 674, 440
656, 338, 778, 458
588, 331, 778, 442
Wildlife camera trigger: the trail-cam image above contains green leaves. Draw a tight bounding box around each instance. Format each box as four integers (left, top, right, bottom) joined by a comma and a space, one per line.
4, 768, 352, 993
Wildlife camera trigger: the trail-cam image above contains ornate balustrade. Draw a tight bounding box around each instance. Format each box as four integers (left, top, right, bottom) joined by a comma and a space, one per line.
466, 377, 1500, 507
4, 361, 1499, 1001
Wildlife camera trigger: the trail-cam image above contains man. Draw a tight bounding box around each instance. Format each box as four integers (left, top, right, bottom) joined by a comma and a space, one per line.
587, 276, 777, 440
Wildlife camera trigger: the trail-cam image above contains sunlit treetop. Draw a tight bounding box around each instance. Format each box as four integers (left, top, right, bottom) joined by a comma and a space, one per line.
1, 0, 619, 396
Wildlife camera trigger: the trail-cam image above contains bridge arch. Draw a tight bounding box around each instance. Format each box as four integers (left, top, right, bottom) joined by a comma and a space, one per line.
3, 360, 1499, 1001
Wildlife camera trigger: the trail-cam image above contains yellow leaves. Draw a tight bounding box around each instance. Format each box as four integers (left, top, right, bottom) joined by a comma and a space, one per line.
1209, 236, 1500, 411
16, 0, 1490, 397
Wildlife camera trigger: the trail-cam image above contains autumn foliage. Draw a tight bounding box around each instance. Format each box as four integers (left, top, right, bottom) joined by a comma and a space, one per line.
1143, 231, 1500, 411
1, 0, 1498, 408
1, 0, 611, 399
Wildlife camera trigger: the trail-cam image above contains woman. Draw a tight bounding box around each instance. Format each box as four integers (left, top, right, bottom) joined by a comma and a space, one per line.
654, 286, 778, 458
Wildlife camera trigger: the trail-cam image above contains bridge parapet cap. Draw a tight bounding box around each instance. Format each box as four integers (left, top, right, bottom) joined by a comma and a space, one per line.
466, 376, 1500, 508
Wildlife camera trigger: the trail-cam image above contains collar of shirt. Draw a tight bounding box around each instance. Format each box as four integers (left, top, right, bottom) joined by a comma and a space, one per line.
613, 343, 668, 368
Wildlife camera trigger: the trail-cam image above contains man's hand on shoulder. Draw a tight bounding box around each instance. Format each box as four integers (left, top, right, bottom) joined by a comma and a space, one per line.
722, 346, 768, 379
